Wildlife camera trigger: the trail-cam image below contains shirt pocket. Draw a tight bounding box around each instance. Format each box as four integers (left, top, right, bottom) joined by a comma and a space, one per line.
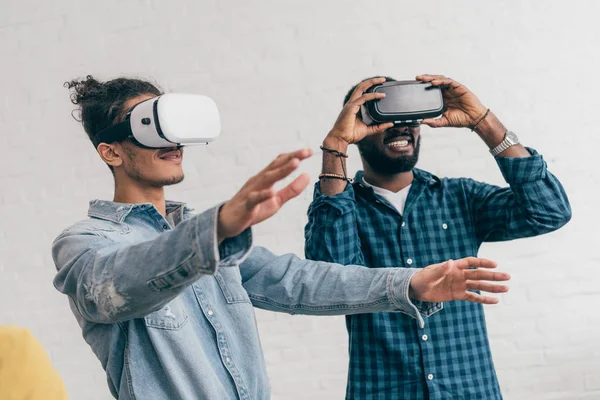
144, 298, 189, 330
214, 267, 251, 304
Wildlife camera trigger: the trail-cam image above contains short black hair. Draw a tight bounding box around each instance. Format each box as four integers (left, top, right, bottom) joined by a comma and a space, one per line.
65, 75, 162, 147
343, 76, 396, 105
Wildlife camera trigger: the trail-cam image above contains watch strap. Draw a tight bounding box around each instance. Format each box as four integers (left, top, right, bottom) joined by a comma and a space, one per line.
490, 131, 517, 157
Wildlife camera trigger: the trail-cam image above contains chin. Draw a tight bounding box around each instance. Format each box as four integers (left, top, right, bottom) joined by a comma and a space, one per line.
166, 174, 185, 185
381, 151, 414, 160
148, 174, 185, 187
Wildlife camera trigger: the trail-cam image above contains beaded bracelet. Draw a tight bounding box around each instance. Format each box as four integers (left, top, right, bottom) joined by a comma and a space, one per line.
319, 173, 352, 182
320, 145, 351, 182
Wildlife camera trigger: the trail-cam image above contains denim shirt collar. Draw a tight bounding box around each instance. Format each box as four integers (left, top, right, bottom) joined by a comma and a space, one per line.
87, 199, 194, 223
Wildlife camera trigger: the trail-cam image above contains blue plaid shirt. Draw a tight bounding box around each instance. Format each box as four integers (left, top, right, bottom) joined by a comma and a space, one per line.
305, 148, 571, 400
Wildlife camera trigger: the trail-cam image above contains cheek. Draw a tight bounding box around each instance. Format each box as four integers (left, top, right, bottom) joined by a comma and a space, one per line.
144, 155, 163, 171
125, 152, 155, 171
359, 136, 381, 151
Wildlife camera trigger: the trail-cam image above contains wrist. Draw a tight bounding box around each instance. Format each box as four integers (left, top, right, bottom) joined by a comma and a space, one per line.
323, 134, 350, 153
408, 271, 425, 300
473, 111, 507, 149
216, 204, 232, 244
467, 105, 489, 127
408, 285, 416, 299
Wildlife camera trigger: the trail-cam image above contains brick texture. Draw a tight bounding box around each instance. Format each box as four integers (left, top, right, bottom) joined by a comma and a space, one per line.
1, 1, 598, 399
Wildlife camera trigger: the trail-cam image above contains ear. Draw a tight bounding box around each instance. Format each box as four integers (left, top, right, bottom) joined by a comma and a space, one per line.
97, 143, 124, 168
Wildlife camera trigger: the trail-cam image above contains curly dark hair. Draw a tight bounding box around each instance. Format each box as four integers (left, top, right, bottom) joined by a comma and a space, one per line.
64, 75, 162, 146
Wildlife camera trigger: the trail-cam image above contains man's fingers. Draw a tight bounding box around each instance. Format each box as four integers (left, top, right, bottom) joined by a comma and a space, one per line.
466, 281, 509, 294
367, 122, 394, 135
417, 75, 463, 93
350, 92, 386, 107
421, 117, 447, 128
275, 172, 311, 205
416, 74, 446, 82
348, 77, 387, 102
463, 291, 500, 305
464, 269, 511, 282
246, 188, 276, 209
253, 148, 312, 191
259, 158, 302, 189
430, 78, 461, 89
453, 257, 498, 270
244, 173, 310, 225
267, 149, 313, 171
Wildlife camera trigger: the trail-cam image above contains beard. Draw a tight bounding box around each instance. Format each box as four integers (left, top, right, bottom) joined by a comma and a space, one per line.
144, 174, 185, 187
358, 136, 421, 175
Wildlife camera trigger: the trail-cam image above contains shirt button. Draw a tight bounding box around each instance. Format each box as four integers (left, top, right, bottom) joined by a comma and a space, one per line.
226, 357, 231, 363
401, 222, 406, 227
428, 374, 434, 380
442, 223, 448, 230
422, 334, 428, 341
407, 258, 413, 265
163, 224, 169, 229
207, 310, 214, 316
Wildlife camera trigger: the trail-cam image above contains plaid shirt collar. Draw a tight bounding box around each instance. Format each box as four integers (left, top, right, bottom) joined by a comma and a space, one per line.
353, 168, 442, 215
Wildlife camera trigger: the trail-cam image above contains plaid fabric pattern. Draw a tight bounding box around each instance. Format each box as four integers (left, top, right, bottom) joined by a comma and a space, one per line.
305, 148, 571, 400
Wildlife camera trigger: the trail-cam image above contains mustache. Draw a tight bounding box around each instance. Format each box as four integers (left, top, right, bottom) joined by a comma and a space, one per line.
157, 146, 184, 156
384, 126, 417, 144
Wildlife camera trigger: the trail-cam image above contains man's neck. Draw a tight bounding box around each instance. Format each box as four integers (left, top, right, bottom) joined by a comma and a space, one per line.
113, 180, 167, 216
362, 168, 414, 193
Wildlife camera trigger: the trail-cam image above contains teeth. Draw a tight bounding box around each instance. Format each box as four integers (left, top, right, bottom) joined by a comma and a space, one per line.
388, 140, 409, 147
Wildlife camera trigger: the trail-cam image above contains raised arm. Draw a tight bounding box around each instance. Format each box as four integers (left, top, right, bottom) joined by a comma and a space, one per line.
54, 149, 314, 323
417, 74, 571, 242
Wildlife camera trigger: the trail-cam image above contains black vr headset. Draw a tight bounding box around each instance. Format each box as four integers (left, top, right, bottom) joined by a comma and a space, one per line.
360, 80, 445, 127
93, 93, 221, 149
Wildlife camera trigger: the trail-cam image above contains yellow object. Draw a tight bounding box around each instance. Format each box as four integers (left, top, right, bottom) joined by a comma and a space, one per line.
0, 326, 68, 400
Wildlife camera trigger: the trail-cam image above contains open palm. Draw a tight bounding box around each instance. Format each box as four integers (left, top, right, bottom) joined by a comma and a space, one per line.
410, 257, 510, 304
217, 149, 312, 241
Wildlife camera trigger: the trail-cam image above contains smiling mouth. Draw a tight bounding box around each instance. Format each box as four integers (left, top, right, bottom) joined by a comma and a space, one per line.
158, 148, 183, 160
386, 138, 411, 148
384, 133, 413, 149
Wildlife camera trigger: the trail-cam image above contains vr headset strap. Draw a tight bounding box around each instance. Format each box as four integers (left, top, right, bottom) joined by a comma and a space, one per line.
93, 120, 132, 148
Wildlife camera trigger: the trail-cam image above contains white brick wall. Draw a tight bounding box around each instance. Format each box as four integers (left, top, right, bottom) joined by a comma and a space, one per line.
1, 0, 598, 398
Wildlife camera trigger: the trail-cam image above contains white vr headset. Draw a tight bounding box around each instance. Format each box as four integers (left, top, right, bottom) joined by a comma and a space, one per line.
94, 93, 221, 149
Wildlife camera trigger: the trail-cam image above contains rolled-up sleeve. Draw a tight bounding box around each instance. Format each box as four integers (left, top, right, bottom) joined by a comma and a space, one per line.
468, 147, 572, 243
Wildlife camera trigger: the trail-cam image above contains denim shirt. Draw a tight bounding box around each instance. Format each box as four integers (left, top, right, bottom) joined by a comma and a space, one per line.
52, 200, 439, 400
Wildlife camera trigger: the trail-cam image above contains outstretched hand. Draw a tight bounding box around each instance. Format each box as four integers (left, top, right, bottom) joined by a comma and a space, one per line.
217, 149, 313, 241
410, 257, 510, 304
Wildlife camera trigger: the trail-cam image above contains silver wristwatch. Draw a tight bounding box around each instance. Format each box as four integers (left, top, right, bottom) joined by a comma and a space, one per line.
490, 130, 519, 157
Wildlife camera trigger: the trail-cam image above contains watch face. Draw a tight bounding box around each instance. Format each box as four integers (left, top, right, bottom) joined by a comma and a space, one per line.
506, 131, 519, 144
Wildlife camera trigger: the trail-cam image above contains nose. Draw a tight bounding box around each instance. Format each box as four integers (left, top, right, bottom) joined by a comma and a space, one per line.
388, 126, 410, 135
